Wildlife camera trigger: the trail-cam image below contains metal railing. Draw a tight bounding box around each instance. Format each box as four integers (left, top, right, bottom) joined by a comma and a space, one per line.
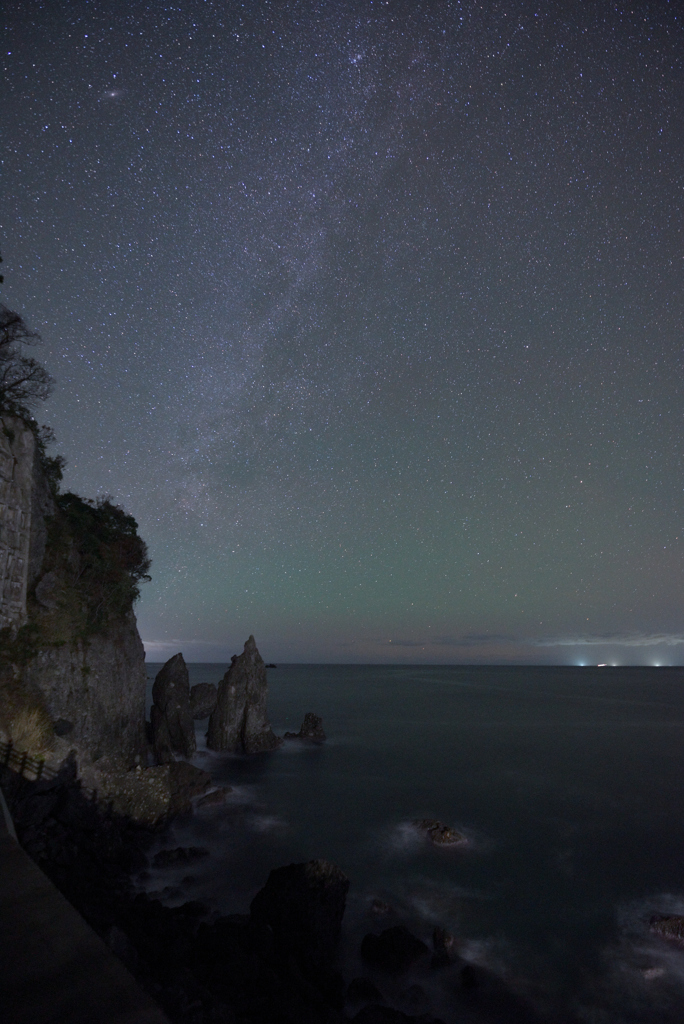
0, 738, 54, 781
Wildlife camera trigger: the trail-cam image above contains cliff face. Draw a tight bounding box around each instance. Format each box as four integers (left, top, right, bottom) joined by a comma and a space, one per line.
0, 414, 148, 770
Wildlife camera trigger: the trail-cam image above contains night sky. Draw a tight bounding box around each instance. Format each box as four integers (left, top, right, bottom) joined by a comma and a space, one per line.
3, 1, 684, 664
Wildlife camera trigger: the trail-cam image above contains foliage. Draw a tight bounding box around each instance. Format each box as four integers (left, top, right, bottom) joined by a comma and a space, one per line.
0, 304, 54, 416
47, 493, 152, 631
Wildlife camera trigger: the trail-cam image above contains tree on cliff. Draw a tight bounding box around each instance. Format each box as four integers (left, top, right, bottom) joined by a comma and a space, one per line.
0, 304, 54, 416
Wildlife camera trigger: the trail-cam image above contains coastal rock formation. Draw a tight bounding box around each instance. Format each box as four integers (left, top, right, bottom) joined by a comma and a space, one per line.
250, 858, 350, 972
189, 681, 217, 719
206, 635, 281, 753
284, 711, 326, 741
150, 653, 196, 762
0, 414, 151, 771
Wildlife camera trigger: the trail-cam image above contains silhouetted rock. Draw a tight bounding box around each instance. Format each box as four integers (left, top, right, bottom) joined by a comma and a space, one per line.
189, 682, 217, 719
195, 786, 231, 808
98, 760, 211, 826
206, 636, 282, 753
150, 653, 195, 762
284, 711, 326, 741
361, 926, 429, 974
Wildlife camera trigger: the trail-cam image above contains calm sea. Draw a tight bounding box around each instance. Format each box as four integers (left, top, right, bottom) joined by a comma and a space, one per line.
144, 664, 684, 1022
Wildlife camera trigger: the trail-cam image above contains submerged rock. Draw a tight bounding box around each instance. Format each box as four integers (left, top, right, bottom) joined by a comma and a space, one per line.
206, 635, 282, 753
284, 711, 326, 741
189, 682, 218, 719
152, 846, 209, 868
150, 653, 196, 762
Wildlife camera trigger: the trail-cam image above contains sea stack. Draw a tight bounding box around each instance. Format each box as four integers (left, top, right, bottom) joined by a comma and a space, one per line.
150, 652, 196, 762
207, 635, 282, 753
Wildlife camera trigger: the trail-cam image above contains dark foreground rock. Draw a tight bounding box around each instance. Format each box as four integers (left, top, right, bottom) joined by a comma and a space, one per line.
150, 653, 196, 762
284, 712, 326, 741
207, 635, 282, 753
352, 1008, 445, 1023
189, 682, 218, 719
361, 926, 429, 974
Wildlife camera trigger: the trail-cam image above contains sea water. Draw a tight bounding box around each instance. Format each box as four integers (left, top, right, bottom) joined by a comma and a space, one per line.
144, 664, 684, 1022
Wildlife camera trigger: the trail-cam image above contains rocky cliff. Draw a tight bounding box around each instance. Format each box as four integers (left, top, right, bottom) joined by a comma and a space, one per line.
0, 414, 149, 771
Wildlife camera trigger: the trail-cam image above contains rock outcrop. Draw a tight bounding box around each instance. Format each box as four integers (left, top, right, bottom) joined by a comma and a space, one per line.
150, 653, 196, 762
284, 711, 326, 741
95, 760, 211, 827
206, 635, 281, 753
250, 858, 350, 973
413, 818, 465, 846
360, 926, 429, 974
189, 681, 217, 719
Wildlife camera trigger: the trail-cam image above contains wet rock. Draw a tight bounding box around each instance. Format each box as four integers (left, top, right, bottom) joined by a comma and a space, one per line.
152, 846, 210, 868
460, 963, 478, 989
370, 898, 392, 916
189, 682, 218, 720
361, 926, 429, 974
284, 712, 326, 741
399, 984, 430, 1015
650, 914, 684, 943
250, 858, 350, 973
207, 636, 282, 753
347, 977, 384, 1004
412, 818, 465, 846
150, 653, 196, 762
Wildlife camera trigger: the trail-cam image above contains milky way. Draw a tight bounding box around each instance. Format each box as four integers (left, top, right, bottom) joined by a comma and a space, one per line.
3, 1, 684, 662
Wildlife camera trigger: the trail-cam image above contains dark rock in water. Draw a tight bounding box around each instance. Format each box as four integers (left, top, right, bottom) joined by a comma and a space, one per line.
413, 818, 465, 846
195, 785, 231, 808
347, 977, 384, 1004
284, 711, 326, 741
206, 635, 282, 753
361, 926, 429, 974
250, 858, 349, 972
150, 653, 196, 762
152, 846, 209, 868
189, 682, 217, 719
265, 662, 277, 668
431, 925, 457, 967
650, 914, 684, 943
399, 984, 430, 1015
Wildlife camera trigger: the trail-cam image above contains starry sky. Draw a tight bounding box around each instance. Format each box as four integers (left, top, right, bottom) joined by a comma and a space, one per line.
3, 0, 684, 664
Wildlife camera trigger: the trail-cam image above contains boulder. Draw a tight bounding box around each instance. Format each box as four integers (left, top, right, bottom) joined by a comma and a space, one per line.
360, 926, 429, 974
206, 636, 281, 753
150, 653, 196, 762
250, 858, 349, 972
431, 926, 456, 968
190, 682, 218, 719
284, 712, 326, 741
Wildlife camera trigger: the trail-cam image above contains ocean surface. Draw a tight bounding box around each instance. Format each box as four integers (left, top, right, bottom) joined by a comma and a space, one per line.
144, 664, 684, 1023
